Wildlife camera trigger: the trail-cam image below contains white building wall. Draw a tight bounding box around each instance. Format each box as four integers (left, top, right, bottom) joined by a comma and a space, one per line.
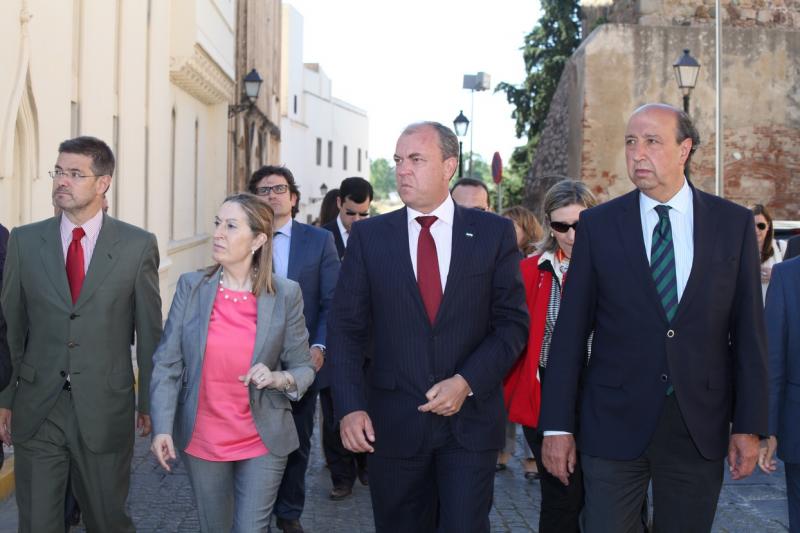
279, 3, 369, 224
0, 0, 235, 311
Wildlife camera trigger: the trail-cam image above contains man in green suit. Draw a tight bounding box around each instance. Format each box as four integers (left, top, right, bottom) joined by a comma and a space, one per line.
0, 136, 162, 533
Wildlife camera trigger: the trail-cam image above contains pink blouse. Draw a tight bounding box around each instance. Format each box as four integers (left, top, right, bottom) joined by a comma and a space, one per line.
185, 285, 268, 461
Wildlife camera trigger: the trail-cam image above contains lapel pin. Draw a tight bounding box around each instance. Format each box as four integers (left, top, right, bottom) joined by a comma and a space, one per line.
466, 232, 474, 238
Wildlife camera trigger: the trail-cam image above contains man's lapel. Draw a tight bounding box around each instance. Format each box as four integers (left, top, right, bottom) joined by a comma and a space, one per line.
38, 216, 72, 308
75, 214, 120, 309
439, 205, 477, 318
616, 190, 669, 323
287, 220, 303, 281
673, 184, 714, 323
388, 208, 429, 321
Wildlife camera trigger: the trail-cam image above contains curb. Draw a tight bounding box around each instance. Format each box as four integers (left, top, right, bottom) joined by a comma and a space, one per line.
0, 455, 14, 502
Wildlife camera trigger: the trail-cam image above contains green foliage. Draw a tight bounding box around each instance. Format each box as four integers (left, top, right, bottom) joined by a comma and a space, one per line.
370, 158, 396, 199
496, 0, 582, 172
462, 152, 525, 211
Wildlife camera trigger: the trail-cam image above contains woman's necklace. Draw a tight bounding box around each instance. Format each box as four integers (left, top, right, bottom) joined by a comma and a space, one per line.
219, 270, 252, 303
555, 248, 570, 274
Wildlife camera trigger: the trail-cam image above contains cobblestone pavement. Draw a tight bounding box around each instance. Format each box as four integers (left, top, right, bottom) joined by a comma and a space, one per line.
0, 413, 792, 532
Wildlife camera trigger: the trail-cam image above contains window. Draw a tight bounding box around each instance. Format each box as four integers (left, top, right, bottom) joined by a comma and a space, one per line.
343, 145, 348, 170
316, 138, 322, 166
293, 95, 298, 115
357, 148, 362, 172
327, 140, 333, 168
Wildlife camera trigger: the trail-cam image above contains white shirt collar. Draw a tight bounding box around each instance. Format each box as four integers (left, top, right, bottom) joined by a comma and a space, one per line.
406, 195, 455, 227
639, 177, 692, 214
60, 208, 104, 239
336, 214, 348, 238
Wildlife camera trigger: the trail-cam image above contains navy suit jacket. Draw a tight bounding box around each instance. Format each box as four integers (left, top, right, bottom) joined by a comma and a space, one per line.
328, 204, 529, 457
765, 257, 800, 463
784, 235, 800, 262
539, 184, 768, 461
322, 220, 346, 260
0, 224, 10, 391
286, 220, 340, 389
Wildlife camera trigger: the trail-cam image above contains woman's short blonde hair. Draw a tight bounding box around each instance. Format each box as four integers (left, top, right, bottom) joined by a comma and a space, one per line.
536, 179, 598, 254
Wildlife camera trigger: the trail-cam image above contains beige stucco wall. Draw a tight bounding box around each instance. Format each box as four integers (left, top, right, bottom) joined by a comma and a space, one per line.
0, 0, 235, 311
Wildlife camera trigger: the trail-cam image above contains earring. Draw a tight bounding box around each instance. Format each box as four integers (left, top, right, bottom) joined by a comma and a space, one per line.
251, 249, 256, 255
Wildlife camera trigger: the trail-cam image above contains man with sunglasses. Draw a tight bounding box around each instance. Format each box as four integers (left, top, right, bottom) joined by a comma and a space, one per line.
323, 177, 374, 260
450, 177, 491, 212
248, 165, 339, 533
540, 104, 767, 532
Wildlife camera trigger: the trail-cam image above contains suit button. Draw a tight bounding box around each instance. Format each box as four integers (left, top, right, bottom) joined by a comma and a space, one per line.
67, 341, 77, 348
660, 374, 668, 382
60, 371, 66, 377
666, 329, 675, 338
250, 400, 255, 406
69, 313, 79, 320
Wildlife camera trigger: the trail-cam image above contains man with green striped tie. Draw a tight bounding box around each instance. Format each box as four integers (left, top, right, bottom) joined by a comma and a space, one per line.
539, 103, 768, 533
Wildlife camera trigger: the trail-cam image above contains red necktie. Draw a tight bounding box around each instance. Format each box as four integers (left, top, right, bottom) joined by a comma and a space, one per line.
66, 227, 86, 304
416, 216, 442, 324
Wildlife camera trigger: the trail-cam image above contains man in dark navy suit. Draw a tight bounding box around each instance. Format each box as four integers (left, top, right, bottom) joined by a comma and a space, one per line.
540, 104, 768, 532
249, 166, 340, 533
320, 177, 373, 500
328, 121, 529, 532
761, 256, 800, 531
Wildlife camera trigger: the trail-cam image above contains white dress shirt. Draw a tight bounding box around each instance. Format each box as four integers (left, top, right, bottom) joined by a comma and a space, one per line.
406, 195, 454, 291
336, 215, 349, 248
60, 209, 104, 273
272, 219, 293, 278
639, 177, 694, 301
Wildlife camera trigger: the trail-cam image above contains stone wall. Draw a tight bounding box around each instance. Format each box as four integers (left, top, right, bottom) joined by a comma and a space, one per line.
526, 22, 800, 219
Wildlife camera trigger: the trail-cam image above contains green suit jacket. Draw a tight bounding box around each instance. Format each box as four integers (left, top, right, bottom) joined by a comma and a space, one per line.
0, 214, 162, 453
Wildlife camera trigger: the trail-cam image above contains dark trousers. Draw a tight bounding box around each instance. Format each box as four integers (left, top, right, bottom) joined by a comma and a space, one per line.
274, 387, 319, 520
368, 417, 495, 533
523, 425, 584, 533
319, 387, 367, 488
580, 394, 722, 533
786, 462, 800, 532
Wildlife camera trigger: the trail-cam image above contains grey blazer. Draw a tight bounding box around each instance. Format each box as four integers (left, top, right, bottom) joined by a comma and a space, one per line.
150, 270, 315, 457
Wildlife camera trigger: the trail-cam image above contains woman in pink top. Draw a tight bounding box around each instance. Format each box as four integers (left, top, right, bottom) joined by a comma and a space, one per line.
149, 193, 315, 532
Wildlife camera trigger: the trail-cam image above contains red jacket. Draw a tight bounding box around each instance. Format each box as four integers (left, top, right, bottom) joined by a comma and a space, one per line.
503, 255, 552, 428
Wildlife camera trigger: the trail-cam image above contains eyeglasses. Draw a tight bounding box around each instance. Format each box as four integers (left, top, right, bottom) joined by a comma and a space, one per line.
49, 169, 101, 180
550, 221, 579, 233
756, 222, 768, 231
254, 184, 289, 196
345, 210, 370, 218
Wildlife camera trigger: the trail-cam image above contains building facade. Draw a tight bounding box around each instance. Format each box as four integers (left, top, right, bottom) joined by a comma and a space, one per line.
280, 4, 369, 224
0, 0, 236, 309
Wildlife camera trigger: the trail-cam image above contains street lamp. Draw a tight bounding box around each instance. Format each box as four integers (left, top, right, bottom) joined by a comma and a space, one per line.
673, 49, 700, 114
453, 111, 470, 178
229, 68, 264, 117
310, 183, 329, 203
462, 72, 491, 176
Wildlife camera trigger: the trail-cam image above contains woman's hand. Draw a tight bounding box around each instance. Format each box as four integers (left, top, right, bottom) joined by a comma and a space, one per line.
240, 363, 287, 390
151, 434, 177, 472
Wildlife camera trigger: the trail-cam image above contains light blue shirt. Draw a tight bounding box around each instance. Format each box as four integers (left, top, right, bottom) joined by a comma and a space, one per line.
272, 219, 292, 278
639, 178, 694, 301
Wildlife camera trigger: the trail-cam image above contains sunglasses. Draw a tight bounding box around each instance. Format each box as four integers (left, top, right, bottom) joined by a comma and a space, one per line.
550, 221, 579, 233
756, 222, 768, 231
345, 210, 370, 218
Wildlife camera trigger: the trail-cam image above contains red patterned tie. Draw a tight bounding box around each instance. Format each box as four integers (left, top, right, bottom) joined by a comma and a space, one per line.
416, 216, 442, 324
66, 227, 86, 304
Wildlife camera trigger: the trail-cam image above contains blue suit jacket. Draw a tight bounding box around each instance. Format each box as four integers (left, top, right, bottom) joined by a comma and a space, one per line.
286, 220, 340, 389
328, 205, 529, 457
765, 257, 800, 463
539, 185, 768, 461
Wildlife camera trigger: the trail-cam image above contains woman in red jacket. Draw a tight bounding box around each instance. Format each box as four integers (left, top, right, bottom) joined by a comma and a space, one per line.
503, 179, 597, 533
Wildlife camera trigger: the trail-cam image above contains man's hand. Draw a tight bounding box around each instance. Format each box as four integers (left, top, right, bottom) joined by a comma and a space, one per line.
137, 413, 152, 437
758, 435, 778, 475
310, 346, 325, 372
728, 433, 760, 480
151, 433, 177, 472
0, 409, 11, 445
340, 410, 375, 453
542, 434, 577, 486
417, 375, 471, 416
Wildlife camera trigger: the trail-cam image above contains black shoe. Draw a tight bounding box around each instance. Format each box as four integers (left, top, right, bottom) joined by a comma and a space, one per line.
276, 517, 304, 533
357, 468, 369, 486
329, 485, 353, 500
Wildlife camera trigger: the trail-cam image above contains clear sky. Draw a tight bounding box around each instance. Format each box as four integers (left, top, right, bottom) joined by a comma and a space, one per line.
285, 0, 542, 167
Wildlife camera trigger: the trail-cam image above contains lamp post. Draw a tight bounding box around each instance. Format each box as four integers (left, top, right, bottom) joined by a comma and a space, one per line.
453, 110, 470, 179
228, 68, 264, 117
672, 49, 700, 114
462, 72, 491, 177
310, 183, 329, 203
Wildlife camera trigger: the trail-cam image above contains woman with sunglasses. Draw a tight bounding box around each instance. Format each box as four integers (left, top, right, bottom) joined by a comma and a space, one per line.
753, 204, 784, 303
504, 179, 597, 533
